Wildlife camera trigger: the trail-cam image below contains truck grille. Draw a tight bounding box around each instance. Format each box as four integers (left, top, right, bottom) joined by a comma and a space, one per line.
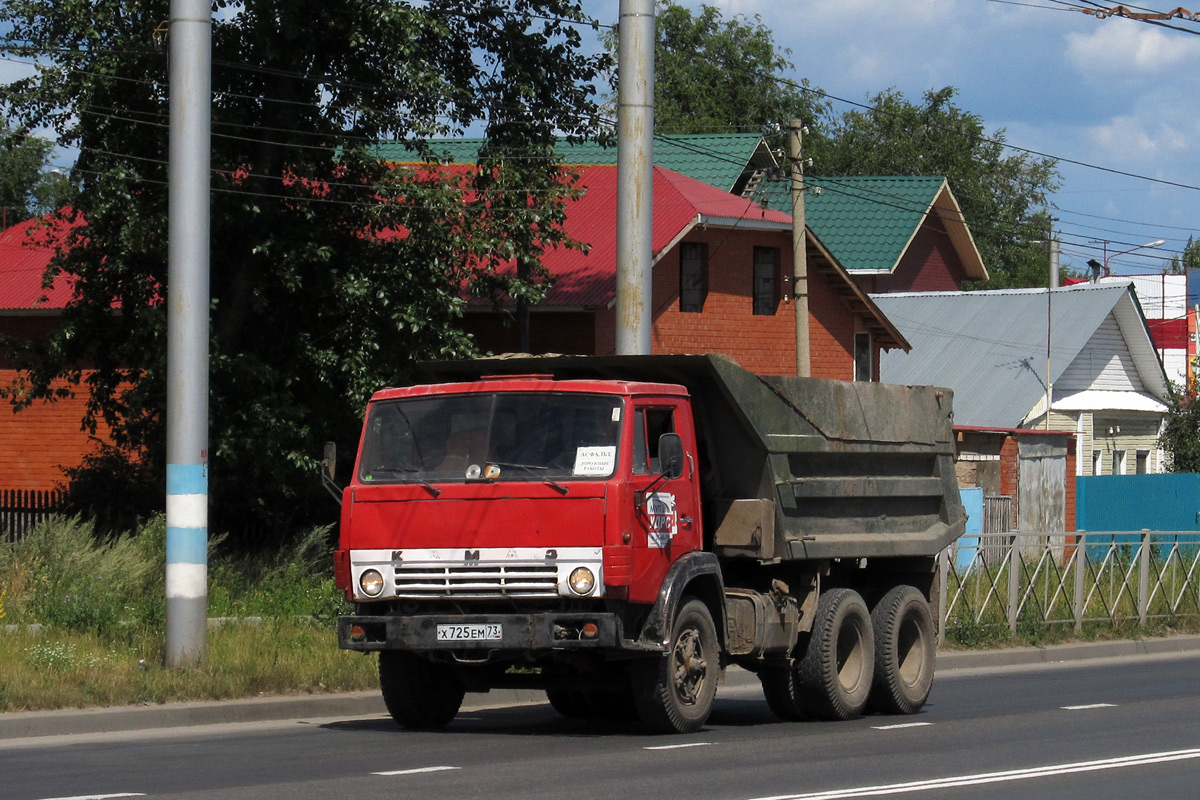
393, 563, 559, 598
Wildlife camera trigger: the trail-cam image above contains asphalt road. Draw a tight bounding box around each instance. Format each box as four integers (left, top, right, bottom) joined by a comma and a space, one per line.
3, 647, 1200, 800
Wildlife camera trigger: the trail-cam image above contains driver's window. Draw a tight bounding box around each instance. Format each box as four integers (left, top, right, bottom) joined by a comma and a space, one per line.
633, 408, 675, 475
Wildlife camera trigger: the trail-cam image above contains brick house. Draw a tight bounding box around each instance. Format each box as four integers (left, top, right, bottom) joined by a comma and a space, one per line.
0, 215, 113, 495
460, 164, 908, 379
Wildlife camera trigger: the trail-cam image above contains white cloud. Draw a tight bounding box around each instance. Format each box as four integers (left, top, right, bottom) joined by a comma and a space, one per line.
1065, 23, 1200, 79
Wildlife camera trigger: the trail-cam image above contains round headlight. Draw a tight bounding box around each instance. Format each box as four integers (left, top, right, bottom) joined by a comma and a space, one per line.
568, 566, 596, 596
359, 568, 385, 597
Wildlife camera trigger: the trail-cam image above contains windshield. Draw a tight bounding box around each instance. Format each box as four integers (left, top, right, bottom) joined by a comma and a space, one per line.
358, 392, 623, 483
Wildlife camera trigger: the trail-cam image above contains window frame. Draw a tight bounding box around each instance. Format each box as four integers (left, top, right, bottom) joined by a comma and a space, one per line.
854, 332, 873, 382
752, 246, 780, 316
679, 242, 708, 313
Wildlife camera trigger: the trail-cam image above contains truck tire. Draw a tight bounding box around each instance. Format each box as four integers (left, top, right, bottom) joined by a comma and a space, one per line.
868, 585, 936, 715
546, 689, 596, 719
759, 665, 807, 721
378, 651, 465, 730
794, 588, 874, 721
632, 597, 719, 734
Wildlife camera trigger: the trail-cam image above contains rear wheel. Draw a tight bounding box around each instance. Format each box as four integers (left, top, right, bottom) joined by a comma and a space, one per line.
632, 597, 719, 734
868, 585, 936, 715
759, 664, 807, 721
379, 651, 465, 730
793, 588, 874, 721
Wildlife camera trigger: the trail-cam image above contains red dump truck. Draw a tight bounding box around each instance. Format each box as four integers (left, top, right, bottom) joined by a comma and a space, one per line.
330, 354, 965, 733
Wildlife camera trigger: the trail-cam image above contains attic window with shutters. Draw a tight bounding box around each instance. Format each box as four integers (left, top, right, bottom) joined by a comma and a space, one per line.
679, 242, 707, 313
752, 246, 779, 315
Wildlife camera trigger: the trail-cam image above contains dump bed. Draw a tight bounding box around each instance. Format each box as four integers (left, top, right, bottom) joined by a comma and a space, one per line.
419, 354, 965, 562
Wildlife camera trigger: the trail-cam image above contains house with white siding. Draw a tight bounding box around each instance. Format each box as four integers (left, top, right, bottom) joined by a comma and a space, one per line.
872, 284, 1169, 476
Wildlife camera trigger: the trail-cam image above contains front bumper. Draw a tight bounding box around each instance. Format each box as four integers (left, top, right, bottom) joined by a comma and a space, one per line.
338, 611, 641, 654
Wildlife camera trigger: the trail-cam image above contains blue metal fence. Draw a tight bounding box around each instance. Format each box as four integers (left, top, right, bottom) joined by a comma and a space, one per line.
1077, 473, 1200, 532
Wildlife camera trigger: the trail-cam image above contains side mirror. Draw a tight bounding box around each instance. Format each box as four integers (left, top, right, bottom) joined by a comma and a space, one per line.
658, 433, 684, 480
322, 441, 337, 482
321, 442, 342, 505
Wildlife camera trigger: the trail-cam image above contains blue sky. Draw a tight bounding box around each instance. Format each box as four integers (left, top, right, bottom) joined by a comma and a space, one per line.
594, 0, 1200, 277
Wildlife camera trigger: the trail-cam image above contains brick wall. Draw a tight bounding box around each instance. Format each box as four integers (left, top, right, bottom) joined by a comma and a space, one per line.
466, 229, 875, 381
650, 229, 798, 376
0, 371, 112, 492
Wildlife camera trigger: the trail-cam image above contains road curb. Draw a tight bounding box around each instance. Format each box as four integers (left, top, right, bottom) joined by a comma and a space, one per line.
4, 635, 1200, 741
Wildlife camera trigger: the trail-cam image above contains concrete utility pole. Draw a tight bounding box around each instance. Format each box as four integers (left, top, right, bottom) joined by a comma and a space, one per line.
165, 0, 212, 669
615, 0, 654, 355
789, 119, 811, 377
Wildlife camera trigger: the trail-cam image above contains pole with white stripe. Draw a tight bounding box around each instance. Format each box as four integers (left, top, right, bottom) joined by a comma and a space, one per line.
165, 0, 211, 668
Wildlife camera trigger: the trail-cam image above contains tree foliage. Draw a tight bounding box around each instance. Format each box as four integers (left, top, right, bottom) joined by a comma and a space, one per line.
605, 1, 827, 135
811, 87, 1061, 289
1159, 385, 1200, 472
0, 118, 71, 223
0, 0, 608, 541
1167, 236, 1200, 274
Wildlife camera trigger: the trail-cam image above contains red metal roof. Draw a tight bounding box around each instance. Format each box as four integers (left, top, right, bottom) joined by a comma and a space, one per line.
542, 165, 792, 308
0, 215, 77, 310
0, 167, 790, 313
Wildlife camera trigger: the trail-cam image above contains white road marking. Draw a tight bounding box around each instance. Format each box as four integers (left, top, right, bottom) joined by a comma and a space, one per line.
39, 795, 145, 800
746, 748, 1200, 799
871, 722, 933, 730
373, 766, 462, 776
1062, 703, 1116, 710
644, 742, 715, 751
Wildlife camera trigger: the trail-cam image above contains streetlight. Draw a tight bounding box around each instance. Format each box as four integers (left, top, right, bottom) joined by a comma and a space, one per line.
1087, 239, 1166, 279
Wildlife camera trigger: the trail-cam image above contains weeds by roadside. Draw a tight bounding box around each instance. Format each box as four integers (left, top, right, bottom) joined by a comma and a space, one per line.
0, 515, 376, 712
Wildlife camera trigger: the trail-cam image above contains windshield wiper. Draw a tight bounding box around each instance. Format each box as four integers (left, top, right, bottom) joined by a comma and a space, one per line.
372, 468, 441, 498
488, 462, 569, 495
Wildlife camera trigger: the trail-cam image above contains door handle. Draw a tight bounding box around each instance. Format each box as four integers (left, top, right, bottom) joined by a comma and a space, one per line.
679, 516, 693, 528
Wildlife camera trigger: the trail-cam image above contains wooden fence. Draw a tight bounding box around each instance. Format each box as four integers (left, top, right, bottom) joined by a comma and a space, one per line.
0, 489, 67, 541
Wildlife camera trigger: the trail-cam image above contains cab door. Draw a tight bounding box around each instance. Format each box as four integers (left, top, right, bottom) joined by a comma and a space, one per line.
626, 399, 702, 604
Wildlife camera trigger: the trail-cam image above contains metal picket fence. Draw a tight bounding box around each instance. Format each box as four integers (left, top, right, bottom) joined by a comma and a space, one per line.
0, 489, 67, 542
938, 531, 1200, 642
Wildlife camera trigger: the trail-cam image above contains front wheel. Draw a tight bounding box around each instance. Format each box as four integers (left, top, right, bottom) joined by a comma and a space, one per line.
868, 585, 936, 715
632, 597, 720, 734
379, 651, 465, 730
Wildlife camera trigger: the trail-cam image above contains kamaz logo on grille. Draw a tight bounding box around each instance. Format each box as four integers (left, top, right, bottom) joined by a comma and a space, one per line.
464, 549, 480, 563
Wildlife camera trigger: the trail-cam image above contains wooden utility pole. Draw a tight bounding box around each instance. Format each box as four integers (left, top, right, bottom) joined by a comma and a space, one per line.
790, 119, 810, 377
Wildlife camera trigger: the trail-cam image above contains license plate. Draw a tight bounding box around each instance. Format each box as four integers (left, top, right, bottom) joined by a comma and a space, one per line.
436, 623, 502, 642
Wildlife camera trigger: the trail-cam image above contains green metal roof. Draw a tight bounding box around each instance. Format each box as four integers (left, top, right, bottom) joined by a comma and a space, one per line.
755, 175, 948, 274
367, 133, 764, 192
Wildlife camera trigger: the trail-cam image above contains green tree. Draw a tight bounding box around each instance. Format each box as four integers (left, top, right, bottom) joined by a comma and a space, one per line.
813, 87, 1060, 289
1159, 385, 1200, 472
605, 1, 827, 135
0, 118, 71, 223
0, 0, 607, 541
1167, 236, 1200, 274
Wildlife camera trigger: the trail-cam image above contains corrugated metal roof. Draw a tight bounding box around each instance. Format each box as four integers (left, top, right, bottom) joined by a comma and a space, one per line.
368, 133, 763, 192
872, 284, 1168, 428
0, 215, 76, 310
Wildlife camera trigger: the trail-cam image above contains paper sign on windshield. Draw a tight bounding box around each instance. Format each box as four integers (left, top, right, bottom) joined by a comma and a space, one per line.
573, 446, 616, 476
